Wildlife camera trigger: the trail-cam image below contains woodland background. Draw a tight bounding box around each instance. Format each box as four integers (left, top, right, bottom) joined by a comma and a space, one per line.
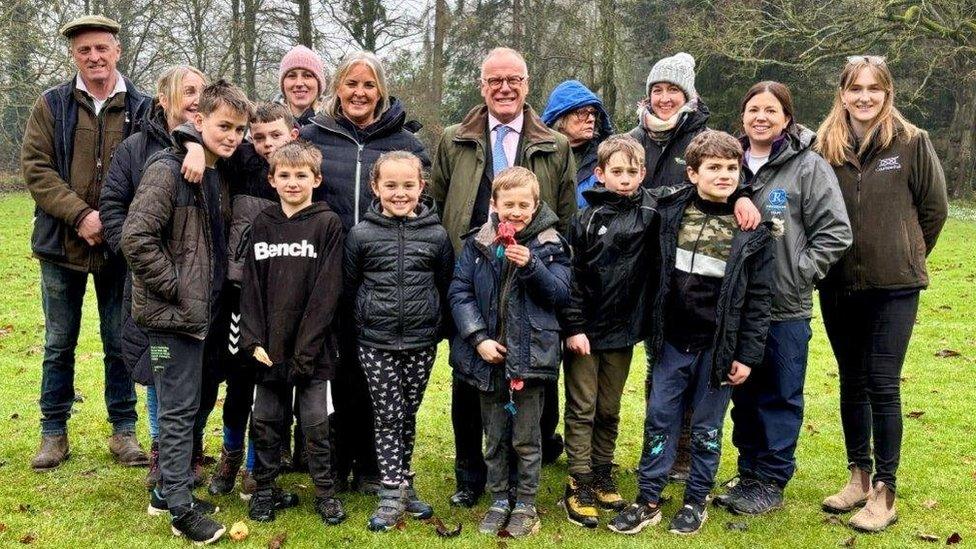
0, 0, 974, 195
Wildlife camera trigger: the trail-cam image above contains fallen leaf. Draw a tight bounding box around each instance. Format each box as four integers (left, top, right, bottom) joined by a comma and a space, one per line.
938, 305, 952, 310
229, 521, 249, 541
267, 532, 287, 549
726, 521, 749, 531
906, 411, 925, 419
827, 372, 838, 377
823, 515, 843, 526
915, 533, 939, 542
18, 504, 33, 513
20, 532, 36, 544
840, 535, 856, 547
934, 349, 961, 358
424, 517, 462, 538
10, 413, 19, 420
0, 523, 7, 532
498, 529, 514, 538
806, 423, 820, 435
0, 325, 12, 337
947, 532, 962, 545
394, 520, 407, 531
921, 499, 937, 509
900, 376, 909, 382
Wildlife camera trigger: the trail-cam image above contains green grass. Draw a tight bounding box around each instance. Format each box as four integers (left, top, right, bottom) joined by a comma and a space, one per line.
0, 190, 974, 548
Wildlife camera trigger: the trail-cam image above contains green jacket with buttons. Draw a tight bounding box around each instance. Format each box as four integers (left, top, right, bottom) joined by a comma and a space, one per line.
429, 104, 577, 252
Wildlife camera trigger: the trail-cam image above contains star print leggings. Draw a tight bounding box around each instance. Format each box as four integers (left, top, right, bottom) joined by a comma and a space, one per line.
359, 345, 436, 487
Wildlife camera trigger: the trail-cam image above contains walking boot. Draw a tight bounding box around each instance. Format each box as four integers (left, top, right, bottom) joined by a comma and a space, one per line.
109, 432, 150, 466
368, 484, 407, 532
31, 434, 69, 472
562, 474, 599, 528
849, 481, 897, 532
593, 464, 627, 512
208, 446, 245, 496
822, 467, 871, 514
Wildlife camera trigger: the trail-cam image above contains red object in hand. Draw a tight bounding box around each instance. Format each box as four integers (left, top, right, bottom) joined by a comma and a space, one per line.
510, 378, 524, 391
495, 221, 517, 248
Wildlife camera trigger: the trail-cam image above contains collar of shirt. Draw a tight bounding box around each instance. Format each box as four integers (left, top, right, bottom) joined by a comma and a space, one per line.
76, 70, 126, 113
488, 111, 524, 135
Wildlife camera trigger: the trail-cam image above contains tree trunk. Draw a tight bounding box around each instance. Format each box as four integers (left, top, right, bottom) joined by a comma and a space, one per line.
232, 0, 242, 84
598, 0, 617, 120
243, 0, 259, 97
943, 82, 976, 197
296, 0, 313, 48
512, 0, 523, 50
431, 0, 448, 123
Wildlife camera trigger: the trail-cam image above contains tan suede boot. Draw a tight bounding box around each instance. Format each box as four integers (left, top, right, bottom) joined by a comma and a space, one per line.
822, 467, 871, 513
849, 481, 897, 532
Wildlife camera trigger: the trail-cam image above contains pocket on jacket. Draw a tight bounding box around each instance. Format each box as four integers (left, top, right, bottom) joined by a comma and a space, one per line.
528, 312, 561, 371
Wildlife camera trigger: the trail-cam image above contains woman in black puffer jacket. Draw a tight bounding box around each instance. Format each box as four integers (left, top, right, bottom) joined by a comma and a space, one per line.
301, 50, 430, 493
343, 151, 454, 528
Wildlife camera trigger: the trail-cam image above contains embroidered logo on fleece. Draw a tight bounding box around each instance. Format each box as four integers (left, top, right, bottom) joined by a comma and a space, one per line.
253, 240, 318, 260
765, 188, 789, 229
877, 155, 902, 172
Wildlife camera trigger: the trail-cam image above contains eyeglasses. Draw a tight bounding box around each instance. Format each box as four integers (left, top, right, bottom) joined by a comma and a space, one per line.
481, 75, 528, 90
846, 55, 886, 66
571, 107, 598, 121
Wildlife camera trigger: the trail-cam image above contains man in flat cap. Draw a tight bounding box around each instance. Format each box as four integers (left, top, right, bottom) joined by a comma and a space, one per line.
21, 14, 152, 471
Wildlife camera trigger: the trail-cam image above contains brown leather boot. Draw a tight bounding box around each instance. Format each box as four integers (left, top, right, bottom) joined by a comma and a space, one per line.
109, 432, 150, 466
822, 467, 871, 513
32, 434, 70, 471
849, 481, 897, 532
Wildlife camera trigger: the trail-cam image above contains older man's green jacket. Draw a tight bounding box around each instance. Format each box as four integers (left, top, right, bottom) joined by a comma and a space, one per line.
429, 104, 577, 252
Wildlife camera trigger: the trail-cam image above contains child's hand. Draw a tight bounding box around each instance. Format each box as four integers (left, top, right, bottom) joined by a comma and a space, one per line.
476, 339, 507, 364
566, 334, 591, 356
504, 244, 531, 267
727, 360, 752, 385
253, 346, 273, 367
181, 142, 206, 183
734, 197, 761, 230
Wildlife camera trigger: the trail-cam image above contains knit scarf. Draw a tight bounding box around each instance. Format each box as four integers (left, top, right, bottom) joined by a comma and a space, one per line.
640, 97, 698, 142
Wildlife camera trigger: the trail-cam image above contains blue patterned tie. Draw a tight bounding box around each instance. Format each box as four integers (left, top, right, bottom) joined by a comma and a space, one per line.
492, 124, 511, 179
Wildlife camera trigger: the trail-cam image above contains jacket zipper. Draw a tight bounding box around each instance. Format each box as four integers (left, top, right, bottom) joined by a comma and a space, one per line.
354, 143, 365, 225
397, 220, 405, 350
854, 169, 862, 291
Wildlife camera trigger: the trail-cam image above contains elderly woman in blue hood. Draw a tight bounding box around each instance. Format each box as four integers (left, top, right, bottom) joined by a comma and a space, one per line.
542, 80, 615, 208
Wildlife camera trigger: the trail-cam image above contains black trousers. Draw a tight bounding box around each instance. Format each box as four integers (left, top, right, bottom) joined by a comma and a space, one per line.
820, 289, 919, 491
331, 326, 379, 482
252, 379, 335, 496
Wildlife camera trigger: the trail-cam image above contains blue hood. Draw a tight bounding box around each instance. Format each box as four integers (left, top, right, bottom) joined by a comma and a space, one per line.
541, 80, 614, 137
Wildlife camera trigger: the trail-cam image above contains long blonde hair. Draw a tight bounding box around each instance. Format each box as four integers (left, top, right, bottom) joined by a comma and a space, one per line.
156, 65, 208, 129
322, 51, 391, 121
815, 59, 918, 166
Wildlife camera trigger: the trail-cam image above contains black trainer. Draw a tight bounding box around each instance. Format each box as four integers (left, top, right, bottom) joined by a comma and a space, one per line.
712, 476, 744, 509
248, 487, 299, 522
147, 488, 219, 517
608, 502, 662, 534
449, 487, 481, 508
729, 479, 784, 515
170, 508, 226, 545
668, 502, 707, 535
315, 496, 347, 525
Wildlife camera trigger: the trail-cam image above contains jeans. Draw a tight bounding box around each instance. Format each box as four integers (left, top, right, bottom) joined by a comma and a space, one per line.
252, 380, 335, 497
637, 342, 731, 505
731, 319, 811, 488
147, 385, 159, 440
38, 258, 137, 435
564, 348, 633, 475
481, 381, 545, 505
821, 289, 919, 492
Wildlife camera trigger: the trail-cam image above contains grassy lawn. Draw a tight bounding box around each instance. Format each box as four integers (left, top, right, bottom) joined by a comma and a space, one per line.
0, 190, 973, 548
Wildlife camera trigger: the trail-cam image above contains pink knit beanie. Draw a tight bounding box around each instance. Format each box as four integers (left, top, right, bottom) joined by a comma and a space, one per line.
279, 45, 326, 95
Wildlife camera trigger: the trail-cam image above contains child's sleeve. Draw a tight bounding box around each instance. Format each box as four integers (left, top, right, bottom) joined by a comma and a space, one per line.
518, 238, 573, 310
560, 214, 588, 336
240, 221, 268, 355
291, 215, 345, 381
100, 139, 135, 255
121, 161, 179, 301
735, 238, 776, 368
434, 232, 457, 340
448, 240, 488, 346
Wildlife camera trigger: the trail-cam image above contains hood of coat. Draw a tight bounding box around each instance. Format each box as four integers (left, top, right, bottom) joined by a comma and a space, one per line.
145, 100, 173, 146
741, 124, 816, 171
541, 79, 615, 138
453, 104, 557, 147
362, 195, 441, 228
308, 96, 419, 141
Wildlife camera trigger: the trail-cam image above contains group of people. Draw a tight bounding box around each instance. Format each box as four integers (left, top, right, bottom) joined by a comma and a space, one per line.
21, 13, 948, 545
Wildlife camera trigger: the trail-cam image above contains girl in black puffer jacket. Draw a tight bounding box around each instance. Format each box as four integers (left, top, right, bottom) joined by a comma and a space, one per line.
343, 152, 454, 531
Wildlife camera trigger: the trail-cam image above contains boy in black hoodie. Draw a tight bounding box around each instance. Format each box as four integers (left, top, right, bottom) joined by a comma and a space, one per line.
240, 140, 346, 526
609, 130, 775, 536
560, 136, 656, 528
122, 80, 253, 545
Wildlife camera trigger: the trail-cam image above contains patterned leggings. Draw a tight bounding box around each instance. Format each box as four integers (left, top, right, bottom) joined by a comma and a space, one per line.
359, 345, 436, 486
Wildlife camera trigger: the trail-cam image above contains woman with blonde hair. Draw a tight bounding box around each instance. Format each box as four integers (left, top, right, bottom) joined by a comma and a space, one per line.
815, 56, 947, 532
99, 64, 210, 490
299, 50, 429, 503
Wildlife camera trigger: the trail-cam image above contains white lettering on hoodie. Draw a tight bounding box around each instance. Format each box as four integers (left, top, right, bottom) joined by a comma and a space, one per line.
253, 240, 318, 261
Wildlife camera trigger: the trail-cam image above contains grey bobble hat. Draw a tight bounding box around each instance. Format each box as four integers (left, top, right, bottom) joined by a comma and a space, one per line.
646, 52, 697, 101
